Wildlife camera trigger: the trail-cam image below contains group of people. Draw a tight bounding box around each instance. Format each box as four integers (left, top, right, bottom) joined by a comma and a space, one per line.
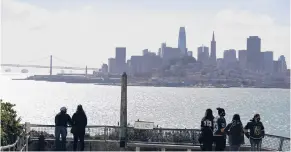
53, 105, 265, 151
200, 107, 265, 151
54, 105, 87, 151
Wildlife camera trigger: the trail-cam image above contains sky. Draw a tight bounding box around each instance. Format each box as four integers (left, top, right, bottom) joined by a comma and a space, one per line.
1, 0, 290, 68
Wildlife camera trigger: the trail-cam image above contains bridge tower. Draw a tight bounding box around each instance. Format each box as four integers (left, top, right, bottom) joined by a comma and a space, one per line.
50, 55, 52, 75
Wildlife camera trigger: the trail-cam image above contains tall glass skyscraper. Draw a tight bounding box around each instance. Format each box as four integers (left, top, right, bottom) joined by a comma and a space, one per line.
178, 27, 187, 56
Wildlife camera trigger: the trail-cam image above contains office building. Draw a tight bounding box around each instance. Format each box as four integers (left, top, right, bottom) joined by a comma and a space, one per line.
262, 51, 273, 73
197, 45, 209, 65
210, 31, 216, 65
178, 27, 187, 56
223, 49, 237, 69
187, 51, 193, 57
160, 43, 180, 62
108, 58, 116, 74
247, 36, 261, 71
238, 50, 247, 69
101, 64, 108, 74
278, 55, 287, 73
115, 47, 126, 74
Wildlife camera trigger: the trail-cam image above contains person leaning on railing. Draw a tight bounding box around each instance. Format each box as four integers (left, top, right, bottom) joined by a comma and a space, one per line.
244, 114, 265, 151
54, 107, 73, 151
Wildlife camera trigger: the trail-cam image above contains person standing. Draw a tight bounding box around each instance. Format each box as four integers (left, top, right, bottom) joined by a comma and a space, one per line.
55, 107, 73, 151
72, 105, 87, 151
213, 107, 227, 151
199, 109, 215, 151
224, 114, 245, 151
244, 114, 265, 151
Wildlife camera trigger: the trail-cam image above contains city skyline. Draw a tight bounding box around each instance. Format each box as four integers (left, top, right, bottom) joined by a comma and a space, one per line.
1, 0, 290, 68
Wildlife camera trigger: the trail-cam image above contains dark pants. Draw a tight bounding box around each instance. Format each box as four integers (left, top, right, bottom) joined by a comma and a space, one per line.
250, 138, 262, 151
55, 126, 67, 151
230, 145, 241, 151
214, 136, 226, 151
73, 132, 85, 151
202, 141, 213, 151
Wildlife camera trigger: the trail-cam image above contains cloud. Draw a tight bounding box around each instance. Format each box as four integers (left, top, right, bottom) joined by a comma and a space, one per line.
1, 0, 289, 68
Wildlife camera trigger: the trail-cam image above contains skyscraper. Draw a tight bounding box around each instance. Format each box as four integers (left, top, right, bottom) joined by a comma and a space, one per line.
223, 49, 237, 69
178, 27, 187, 56
210, 31, 216, 65
247, 36, 261, 71
238, 50, 247, 69
262, 51, 273, 73
278, 55, 287, 73
115, 47, 126, 74
108, 58, 116, 74
197, 45, 209, 65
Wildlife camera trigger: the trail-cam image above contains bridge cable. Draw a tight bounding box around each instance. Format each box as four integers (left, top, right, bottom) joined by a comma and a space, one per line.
52, 56, 83, 68
19, 56, 50, 65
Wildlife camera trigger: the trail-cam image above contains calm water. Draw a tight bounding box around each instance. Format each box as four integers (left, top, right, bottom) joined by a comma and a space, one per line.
0, 73, 290, 137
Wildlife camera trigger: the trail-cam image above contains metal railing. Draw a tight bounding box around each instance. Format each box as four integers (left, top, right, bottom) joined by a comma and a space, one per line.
28, 124, 290, 151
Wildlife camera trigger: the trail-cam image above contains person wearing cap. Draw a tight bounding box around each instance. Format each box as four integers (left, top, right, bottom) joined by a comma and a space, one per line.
55, 107, 73, 151
213, 107, 227, 151
244, 114, 265, 151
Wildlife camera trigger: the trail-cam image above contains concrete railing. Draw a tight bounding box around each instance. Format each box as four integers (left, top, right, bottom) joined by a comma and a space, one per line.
26, 124, 290, 151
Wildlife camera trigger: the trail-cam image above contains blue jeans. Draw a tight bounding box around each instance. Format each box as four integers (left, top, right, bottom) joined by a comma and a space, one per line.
230, 145, 240, 151
250, 139, 262, 151
55, 126, 67, 151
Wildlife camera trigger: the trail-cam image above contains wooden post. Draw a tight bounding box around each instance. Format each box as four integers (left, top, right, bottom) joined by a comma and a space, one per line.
50, 55, 52, 75
120, 72, 127, 150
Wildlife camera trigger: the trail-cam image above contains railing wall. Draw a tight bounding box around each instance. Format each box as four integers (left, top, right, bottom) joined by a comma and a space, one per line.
28, 124, 290, 151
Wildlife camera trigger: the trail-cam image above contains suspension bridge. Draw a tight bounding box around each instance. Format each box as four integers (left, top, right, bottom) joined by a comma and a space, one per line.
1, 55, 99, 75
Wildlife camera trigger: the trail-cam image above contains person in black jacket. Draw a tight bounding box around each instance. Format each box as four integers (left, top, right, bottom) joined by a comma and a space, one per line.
200, 109, 214, 151
55, 107, 73, 151
224, 114, 245, 151
213, 107, 227, 151
72, 105, 87, 151
244, 114, 265, 151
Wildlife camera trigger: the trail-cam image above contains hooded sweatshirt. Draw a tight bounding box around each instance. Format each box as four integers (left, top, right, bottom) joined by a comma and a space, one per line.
244, 119, 265, 140
225, 120, 244, 145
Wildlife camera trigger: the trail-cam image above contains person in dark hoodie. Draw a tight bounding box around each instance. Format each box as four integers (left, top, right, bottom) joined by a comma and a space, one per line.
55, 107, 73, 151
244, 114, 265, 151
71, 105, 87, 151
224, 114, 245, 151
213, 107, 227, 151
199, 109, 215, 151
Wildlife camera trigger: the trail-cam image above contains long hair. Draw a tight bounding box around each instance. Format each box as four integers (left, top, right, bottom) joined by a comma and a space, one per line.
204, 109, 214, 120
76, 105, 86, 116
232, 114, 241, 122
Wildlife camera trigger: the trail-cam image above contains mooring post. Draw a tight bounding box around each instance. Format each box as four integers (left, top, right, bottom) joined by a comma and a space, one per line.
120, 72, 127, 150
25, 122, 31, 151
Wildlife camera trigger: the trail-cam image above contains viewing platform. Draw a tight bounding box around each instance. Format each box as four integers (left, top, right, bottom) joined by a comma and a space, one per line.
1, 123, 290, 151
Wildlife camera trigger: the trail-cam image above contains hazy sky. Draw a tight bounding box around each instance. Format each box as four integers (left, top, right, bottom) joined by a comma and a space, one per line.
1, 0, 290, 68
